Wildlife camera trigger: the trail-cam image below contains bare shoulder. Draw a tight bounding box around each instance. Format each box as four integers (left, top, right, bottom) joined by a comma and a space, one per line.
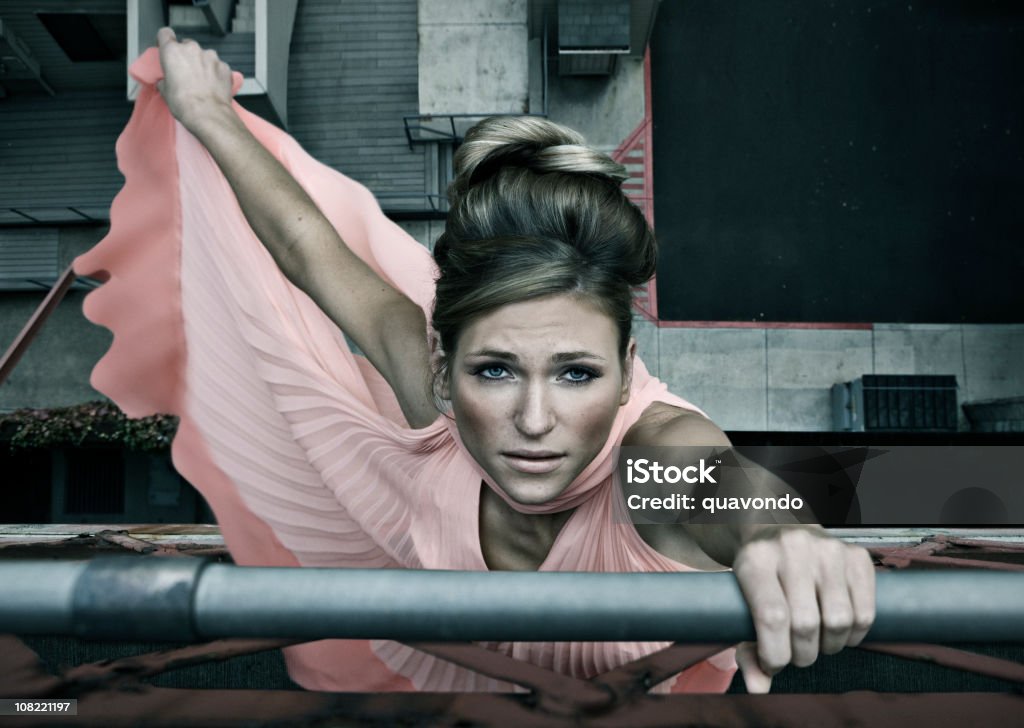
624, 402, 733, 570
623, 402, 731, 447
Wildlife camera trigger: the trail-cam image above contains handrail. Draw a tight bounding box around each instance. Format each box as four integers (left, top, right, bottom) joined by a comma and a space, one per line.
402, 112, 549, 149
0, 264, 80, 386
3, 557, 1022, 643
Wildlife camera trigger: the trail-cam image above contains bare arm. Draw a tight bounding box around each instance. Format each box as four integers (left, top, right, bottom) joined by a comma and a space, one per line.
624, 403, 875, 693
624, 404, 811, 564
156, 28, 437, 428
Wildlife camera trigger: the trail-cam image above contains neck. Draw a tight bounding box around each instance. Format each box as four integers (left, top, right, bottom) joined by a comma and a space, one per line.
479, 483, 574, 571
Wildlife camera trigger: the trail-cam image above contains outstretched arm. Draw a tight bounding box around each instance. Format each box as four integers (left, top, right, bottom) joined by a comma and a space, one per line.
155, 28, 438, 428
625, 406, 876, 693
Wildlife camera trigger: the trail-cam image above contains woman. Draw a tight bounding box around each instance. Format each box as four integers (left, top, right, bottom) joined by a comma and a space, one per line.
74, 28, 874, 694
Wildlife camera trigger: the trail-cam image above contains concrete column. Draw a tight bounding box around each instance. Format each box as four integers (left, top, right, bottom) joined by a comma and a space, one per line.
417, 0, 529, 115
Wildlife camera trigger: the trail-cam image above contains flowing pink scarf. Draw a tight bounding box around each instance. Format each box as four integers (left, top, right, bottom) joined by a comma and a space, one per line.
73, 49, 736, 693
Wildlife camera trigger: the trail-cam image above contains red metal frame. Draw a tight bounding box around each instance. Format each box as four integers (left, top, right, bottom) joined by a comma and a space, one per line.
611, 48, 658, 323
657, 320, 875, 330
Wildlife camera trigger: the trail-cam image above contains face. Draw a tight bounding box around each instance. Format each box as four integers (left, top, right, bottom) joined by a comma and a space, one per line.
436, 293, 635, 505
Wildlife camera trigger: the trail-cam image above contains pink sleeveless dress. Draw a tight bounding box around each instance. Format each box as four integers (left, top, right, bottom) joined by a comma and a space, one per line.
72, 49, 737, 694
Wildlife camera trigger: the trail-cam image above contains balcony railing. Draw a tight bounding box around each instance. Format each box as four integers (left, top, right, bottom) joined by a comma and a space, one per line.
1, 528, 1022, 726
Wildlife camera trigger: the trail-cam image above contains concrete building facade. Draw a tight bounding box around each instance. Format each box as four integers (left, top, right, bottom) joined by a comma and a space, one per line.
2, 0, 1021, 438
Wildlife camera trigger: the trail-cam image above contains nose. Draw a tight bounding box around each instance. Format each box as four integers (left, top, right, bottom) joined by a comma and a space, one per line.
514, 380, 556, 437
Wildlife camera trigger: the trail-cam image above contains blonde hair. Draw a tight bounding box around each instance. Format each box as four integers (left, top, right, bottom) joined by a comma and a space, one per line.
431, 116, 656, 393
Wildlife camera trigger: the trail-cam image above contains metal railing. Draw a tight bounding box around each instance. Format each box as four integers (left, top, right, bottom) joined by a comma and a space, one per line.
402, 112, 550, 150
2, 535, 1022, 726
4, 557, 1023, 644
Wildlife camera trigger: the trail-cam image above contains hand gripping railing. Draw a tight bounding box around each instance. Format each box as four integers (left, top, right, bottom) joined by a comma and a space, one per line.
3, 556, 1022, 643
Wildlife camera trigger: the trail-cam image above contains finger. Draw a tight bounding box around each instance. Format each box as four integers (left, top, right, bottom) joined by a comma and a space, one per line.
816, 543, 854, 655
157, 27, 176, 47
845, 546, 877, 647
734, 543, 790, 676
779, 554, 820, 667
736, 641, 772, 694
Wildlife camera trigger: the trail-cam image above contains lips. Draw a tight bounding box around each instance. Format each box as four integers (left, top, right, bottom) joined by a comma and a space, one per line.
501, 450, 566, 474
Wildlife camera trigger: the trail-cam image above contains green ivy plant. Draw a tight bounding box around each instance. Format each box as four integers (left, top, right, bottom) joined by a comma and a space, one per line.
0, 400, 178, 452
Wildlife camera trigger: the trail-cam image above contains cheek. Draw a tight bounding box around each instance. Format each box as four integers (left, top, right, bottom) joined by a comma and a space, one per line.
568, 386, 623, 446
451, 377, 504, 440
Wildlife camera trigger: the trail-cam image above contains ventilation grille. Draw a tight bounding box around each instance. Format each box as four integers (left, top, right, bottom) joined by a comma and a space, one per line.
64, 449, 125, 515
833, 375, 959, 432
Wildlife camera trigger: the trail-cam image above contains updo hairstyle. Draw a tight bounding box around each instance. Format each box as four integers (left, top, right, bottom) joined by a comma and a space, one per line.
431, 116, 657, 395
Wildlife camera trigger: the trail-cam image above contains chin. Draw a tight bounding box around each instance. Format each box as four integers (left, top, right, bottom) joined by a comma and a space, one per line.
495, 473, 571, 506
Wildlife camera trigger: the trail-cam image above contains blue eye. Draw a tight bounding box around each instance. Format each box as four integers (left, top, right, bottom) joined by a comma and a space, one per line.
563, 367, 597, 384
476, 365, 509, 380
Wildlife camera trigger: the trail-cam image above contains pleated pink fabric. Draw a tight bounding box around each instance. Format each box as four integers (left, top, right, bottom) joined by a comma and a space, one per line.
73, 48, 738, 694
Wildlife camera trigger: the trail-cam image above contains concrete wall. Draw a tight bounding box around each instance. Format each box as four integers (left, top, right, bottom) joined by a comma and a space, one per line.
0, 289, 111, 411
0, 227, 111, 412
545, 54, 646, 152
640, 321, 1024, 432
418, 0, 529, 114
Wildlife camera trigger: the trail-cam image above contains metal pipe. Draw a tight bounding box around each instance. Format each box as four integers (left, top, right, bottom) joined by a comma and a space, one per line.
1, 556, 1022, 643
1, 560, 86, 634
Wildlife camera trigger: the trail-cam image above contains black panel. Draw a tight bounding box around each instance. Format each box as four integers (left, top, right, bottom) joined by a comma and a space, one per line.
651, 1, 1024, 322
0, 449, 52, 522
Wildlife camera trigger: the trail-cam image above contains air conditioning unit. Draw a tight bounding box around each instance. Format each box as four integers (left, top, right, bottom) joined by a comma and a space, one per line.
832, 375, 959, 432
557, 0, 659, 76
557, 0, 630, 76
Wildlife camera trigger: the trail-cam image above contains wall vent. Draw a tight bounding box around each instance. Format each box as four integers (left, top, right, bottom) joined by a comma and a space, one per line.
832, 375, 959, 432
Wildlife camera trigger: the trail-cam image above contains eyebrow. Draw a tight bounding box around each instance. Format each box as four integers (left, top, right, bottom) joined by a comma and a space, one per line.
464, 349, 607, 363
